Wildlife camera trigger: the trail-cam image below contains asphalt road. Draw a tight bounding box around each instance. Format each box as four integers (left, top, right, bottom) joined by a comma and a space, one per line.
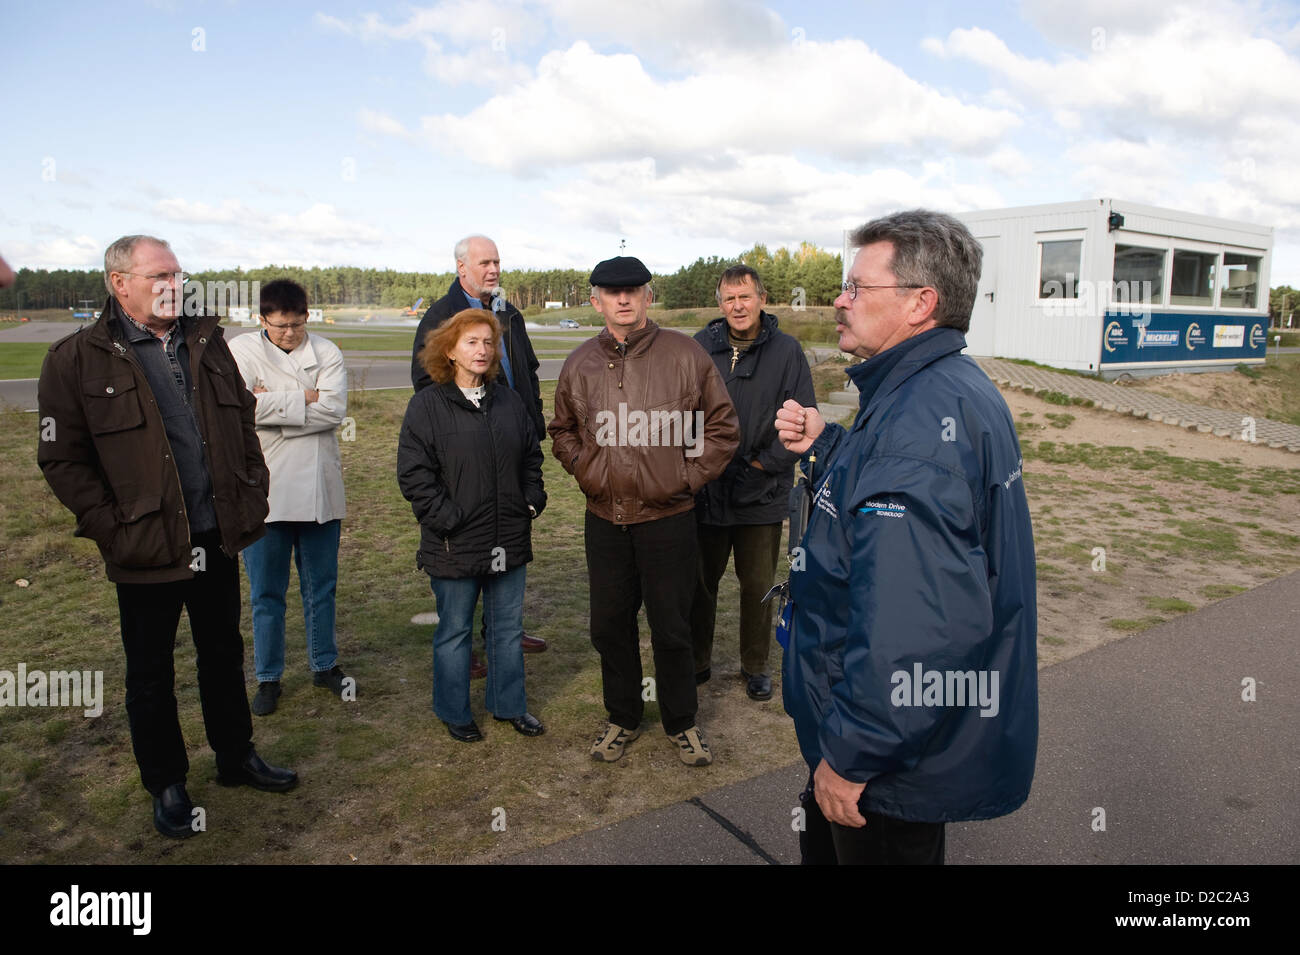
0, 322, 572, 411
506, 569, 1300, 864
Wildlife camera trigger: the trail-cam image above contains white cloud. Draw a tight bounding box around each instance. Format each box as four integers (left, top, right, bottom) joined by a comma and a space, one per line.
153, 199, 384, 244
544, 0, 786, 70
4, 234, 103, 270
1016, 0, 1180, 49
410, 38, 1019, 172
316, 4, 537, 87
984, 146, 1033, 178
539, 153, 1005, 259
155, 198, 246, 225
930, 12, 1300, 129
359, 109, 412, 139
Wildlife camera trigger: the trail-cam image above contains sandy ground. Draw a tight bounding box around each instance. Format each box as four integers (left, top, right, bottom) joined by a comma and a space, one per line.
1001, 386, 1298, 467
1118, 365, 1295, 428
1002, 386, 1299, 669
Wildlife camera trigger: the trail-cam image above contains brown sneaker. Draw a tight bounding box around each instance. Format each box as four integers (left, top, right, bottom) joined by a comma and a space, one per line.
668, 725, 713, 766
590, 722, 641, 762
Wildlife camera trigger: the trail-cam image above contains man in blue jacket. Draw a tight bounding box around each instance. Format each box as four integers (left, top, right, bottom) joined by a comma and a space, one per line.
775, 209, 1037, 865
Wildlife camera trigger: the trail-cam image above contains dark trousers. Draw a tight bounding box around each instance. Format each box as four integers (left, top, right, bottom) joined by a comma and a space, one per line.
115, 530, 253, 795
585, 509, 698, 735
799, 782, 946, 865
691, 521, 784, 675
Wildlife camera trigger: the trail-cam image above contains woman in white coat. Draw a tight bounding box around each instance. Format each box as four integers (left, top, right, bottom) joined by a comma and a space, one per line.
228, 279, 351, 717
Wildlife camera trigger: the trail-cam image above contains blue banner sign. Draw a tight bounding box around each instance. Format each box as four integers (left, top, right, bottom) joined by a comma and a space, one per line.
1100, 311, 1267, 365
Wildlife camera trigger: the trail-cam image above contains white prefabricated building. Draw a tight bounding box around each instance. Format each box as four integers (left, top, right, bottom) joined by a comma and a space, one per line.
846, 199, 1273, 376
963, 199, 1272, 375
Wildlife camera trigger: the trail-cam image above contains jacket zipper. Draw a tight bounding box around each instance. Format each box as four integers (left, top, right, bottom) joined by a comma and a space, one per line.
107, 336, 193, 564
186, 328, 228, 558
484, 393, 499, 561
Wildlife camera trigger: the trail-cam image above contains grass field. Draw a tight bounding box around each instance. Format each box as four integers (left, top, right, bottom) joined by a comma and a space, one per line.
0, 344, 52, 380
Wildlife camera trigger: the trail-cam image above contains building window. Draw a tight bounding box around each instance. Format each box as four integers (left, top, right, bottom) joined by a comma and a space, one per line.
1170, 250, 1217, 307
1112, 245, 1165, 305
1039, 239, 1081, 298
1219, 253, 1261, 309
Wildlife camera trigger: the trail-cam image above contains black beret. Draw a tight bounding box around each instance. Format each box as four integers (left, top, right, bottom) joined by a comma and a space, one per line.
590, 256, 652, 288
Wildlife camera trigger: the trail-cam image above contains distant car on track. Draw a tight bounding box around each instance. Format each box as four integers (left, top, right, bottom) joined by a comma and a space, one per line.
558, 318, 580, 329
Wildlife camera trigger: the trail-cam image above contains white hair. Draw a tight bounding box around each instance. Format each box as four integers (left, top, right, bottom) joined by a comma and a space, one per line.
454, 234, 495, 266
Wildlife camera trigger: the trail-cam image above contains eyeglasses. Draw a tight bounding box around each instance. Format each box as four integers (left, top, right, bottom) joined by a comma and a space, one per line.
119, 271, 191, 284
264, 319, 308, 330
840, 281, 922, 301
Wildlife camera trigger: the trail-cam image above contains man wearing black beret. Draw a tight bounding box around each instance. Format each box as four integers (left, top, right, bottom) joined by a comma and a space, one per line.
550, 256, 739, 766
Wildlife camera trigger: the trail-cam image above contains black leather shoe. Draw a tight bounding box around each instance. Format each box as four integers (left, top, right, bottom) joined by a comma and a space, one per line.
695, 667, 711, 686
251, 681, 281, 716
152, 783, 197, 839
494, 713, 545, 737
445, 720, 483, 742
741, 669, 772, 701
217, 749, 298, 792
312, 666, 353, 698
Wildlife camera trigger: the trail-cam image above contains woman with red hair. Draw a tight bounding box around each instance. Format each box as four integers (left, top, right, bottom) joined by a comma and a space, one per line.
398, 308, 547, 742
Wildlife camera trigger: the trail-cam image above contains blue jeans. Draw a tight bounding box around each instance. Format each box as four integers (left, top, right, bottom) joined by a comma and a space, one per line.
242, 520, 341, 683
429, 565, 527, 725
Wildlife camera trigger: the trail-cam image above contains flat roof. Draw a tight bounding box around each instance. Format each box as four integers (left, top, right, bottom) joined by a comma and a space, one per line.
957, 198, 1272, 238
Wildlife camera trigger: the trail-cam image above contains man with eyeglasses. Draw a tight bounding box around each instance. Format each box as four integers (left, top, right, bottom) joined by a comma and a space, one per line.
775, 210, 1038, 864
37, 234, 298, 840
229, 279, 352, 717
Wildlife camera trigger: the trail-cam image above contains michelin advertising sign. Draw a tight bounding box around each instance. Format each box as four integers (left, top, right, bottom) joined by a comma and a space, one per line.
1100, 312, 1267, 366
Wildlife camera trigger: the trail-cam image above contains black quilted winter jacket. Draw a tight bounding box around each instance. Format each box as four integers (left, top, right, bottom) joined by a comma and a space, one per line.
397, 379, 546, 579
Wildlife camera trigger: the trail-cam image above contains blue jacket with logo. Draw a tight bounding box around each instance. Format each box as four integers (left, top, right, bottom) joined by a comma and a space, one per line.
783, 328, 1038, 823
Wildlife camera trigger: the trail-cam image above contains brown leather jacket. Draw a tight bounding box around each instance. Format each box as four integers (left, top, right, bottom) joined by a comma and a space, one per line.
37, 300, 269, 583
549, 320, 739, 525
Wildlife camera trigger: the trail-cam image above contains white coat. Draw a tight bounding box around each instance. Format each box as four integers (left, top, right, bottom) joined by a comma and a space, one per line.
228, 330, 347, 524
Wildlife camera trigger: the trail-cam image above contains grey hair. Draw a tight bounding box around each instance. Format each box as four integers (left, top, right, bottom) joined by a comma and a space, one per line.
454, 234, 495, 266
103, 235, 171, 295
849, 209, 982, 333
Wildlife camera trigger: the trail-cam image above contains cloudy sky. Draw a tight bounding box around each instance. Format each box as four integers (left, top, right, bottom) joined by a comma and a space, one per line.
5, 0, 1300, 283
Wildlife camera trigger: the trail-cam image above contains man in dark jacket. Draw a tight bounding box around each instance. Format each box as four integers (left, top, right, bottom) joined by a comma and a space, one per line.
411, 235, 545, 439
37, 234, 298, 840
775, 210, 1037, 864
550, 256, 739, 767
691, 265, 815, 701
410, 235, 548, 659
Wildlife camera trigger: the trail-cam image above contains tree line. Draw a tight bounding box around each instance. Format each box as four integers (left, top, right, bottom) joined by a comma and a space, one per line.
9, 253, 1300, 321
0, 241, 845, 313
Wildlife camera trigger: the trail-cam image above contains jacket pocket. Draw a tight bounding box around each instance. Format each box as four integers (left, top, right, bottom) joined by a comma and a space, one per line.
108, 493, 174, 569
232, 468, 269, 536
730, 463, 781, 508
205, 361, 245, 409
82, 375, 144, 434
